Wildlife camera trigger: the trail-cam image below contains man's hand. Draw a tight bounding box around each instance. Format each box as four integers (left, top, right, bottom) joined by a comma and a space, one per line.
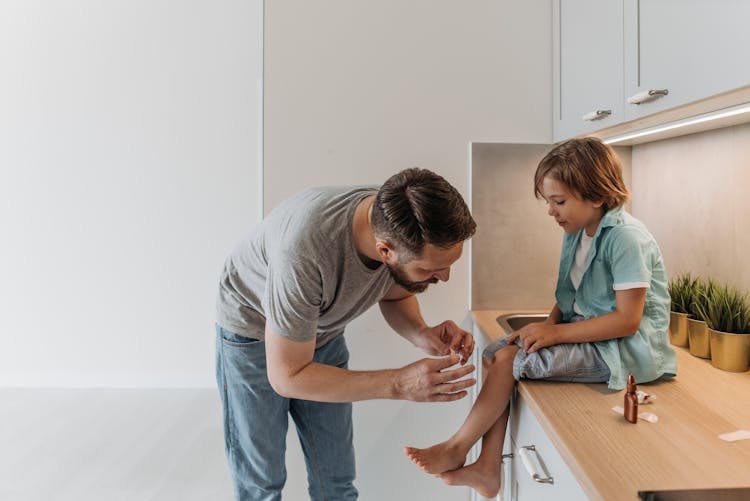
507, 322, 560, 353
393, 354, 476, 402
414, 320, 474, 364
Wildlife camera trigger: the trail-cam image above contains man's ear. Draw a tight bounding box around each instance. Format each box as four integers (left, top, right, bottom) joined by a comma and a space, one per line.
375, 240, 395, 261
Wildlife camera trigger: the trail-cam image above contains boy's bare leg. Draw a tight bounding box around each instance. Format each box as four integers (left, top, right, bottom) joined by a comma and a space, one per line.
404, 344, 518, 475
438, 403, 509, 498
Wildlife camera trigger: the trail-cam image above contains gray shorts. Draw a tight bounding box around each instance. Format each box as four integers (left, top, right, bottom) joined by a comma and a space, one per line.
482, 335, 611, 383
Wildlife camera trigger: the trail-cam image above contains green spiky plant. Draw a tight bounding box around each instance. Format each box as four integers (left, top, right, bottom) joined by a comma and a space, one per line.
668, 272, 698, 314
699, 283, 750, 334
689, 278, 716, 322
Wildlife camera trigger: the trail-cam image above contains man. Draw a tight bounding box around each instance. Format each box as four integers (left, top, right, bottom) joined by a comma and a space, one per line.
215, 168, 477, 500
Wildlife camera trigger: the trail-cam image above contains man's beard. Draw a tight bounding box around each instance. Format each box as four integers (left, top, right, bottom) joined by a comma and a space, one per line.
385, 261, 438, 294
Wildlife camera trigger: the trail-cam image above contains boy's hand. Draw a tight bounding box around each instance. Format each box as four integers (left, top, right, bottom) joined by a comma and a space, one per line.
508, 323, 560, 353
415, 320, 475, 364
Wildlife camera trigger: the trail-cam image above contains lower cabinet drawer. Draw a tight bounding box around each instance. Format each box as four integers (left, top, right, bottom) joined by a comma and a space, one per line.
509, 391, 588, 501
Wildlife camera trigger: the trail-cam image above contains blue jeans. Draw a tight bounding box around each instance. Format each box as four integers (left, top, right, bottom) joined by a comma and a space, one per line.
215, 325, 358, 501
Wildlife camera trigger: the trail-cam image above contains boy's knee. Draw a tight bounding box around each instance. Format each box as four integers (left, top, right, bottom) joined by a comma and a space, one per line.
490, 344, 518, 368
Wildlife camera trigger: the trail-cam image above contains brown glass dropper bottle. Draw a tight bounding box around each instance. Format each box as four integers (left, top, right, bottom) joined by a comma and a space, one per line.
624, 373, 638, 423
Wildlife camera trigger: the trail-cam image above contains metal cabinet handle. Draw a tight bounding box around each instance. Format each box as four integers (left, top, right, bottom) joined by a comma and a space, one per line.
581, 109, 612, 121
627, 89, 669, 105
518, 445, 554, 484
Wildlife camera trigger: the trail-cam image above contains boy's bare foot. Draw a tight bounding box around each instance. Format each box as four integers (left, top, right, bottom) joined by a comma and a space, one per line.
438, 460, 501, 498
404, 441, 466, 474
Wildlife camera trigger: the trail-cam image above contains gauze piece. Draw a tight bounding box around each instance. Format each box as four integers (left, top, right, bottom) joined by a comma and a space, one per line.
718, 430, 750, 442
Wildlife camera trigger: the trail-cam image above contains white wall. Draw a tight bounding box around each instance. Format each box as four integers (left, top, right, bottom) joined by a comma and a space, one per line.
263, 1, 551, 499
0, 0, 262, 387
0, 1, 551, 497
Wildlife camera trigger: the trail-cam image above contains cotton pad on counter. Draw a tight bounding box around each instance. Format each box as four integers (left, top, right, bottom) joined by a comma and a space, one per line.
636, 390, 655, 404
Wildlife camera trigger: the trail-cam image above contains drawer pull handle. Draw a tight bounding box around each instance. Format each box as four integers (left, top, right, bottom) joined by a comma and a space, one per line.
581, 109, 612, 121
518, 445, 554, 484
627, 89, 669, 105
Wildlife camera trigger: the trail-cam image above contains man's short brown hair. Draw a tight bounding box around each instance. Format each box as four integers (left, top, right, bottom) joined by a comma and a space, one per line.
371, 168, 476, 257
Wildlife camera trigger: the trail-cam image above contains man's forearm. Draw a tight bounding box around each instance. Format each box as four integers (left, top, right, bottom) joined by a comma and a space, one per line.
265, 318, 474, 404
273, 361, 400, 402
379, 294, 427, 346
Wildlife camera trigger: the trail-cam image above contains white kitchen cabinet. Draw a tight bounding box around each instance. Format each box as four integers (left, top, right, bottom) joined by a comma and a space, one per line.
553, 0, 750, 142
623, 0, 750, 121
507, 389, 588, 501
553, 0, 623, 142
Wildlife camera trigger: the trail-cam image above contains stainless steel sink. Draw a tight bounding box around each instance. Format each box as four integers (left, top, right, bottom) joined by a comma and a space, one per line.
496, 312, 548, 334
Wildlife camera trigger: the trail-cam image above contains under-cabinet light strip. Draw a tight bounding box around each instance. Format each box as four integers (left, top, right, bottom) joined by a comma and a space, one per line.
603, 102, 750, 144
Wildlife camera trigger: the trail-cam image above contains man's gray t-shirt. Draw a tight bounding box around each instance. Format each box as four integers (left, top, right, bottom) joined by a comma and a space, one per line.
216, 186, 395, 347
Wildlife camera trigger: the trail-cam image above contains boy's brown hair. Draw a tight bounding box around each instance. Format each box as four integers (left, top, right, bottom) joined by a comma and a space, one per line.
534, 137, 629, 210
372, 167, 476, 258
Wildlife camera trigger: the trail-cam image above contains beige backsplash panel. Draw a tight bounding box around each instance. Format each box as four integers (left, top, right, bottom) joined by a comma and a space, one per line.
471, 143, 631, 310
630, 122, 750, 293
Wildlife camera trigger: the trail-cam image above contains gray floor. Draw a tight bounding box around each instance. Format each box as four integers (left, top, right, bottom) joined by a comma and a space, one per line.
0, 389, 234, 501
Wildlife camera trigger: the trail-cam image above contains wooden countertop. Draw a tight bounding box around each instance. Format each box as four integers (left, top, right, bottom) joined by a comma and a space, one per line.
472, 310, 750, 501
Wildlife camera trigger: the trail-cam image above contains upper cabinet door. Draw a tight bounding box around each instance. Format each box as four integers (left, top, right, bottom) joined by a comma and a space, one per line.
553, 0, 623, 142
624, 0, 750, 121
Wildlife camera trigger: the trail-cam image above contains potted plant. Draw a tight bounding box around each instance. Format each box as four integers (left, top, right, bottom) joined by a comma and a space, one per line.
667, 273, 696, 347
687, 278, 714, 359
702, 283, 750, 372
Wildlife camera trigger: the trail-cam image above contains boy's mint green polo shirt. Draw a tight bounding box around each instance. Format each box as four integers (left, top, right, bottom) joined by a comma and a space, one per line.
555, 206, 677, 390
